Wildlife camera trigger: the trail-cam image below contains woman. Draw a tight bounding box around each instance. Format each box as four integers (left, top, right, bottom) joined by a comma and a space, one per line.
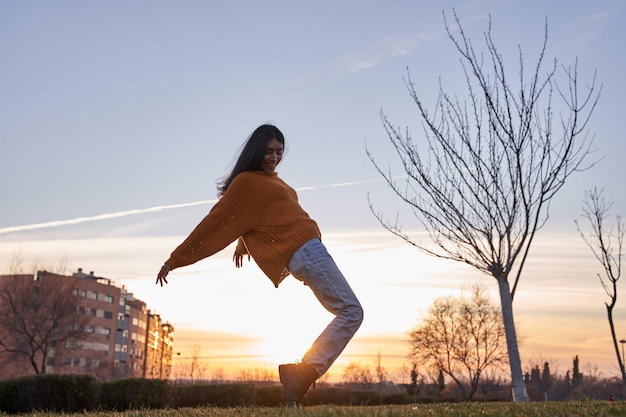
156, 124, 363, 407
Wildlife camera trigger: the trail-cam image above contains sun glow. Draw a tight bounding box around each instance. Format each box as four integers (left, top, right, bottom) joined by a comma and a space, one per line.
255, 335, 311, 366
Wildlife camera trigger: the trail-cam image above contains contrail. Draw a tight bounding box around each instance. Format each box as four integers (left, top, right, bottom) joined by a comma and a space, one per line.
0, 178, 381, 235
0, 200, 218, 235
294, 178, 379, 191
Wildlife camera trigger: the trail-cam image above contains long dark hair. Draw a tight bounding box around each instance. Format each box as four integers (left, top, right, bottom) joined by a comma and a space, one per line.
217, 124, 286, 196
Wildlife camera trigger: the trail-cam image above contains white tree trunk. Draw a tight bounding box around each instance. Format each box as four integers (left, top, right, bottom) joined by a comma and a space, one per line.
497, 276, 529, 402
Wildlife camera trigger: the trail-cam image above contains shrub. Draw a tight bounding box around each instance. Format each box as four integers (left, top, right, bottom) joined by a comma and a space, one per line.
171, 383, 256, 408
99, 378, 170, 411
0, 373, 100, 413
253, 385, 282, 407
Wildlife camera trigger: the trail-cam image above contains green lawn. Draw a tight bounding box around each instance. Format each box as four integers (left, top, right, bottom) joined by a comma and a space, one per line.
5, 401, 625, 417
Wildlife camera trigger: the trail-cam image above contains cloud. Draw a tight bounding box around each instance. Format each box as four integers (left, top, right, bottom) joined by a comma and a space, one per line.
336, 32, 440, 75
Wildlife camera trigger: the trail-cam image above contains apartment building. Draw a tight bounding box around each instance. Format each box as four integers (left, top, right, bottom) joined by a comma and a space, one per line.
0, 269, 173, 381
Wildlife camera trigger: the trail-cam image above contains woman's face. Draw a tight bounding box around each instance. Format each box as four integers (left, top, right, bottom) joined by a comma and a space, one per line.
262, 138, 284, 174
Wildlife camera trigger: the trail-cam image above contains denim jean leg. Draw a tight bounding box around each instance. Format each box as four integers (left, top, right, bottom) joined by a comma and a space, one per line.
288, 238, 363, 377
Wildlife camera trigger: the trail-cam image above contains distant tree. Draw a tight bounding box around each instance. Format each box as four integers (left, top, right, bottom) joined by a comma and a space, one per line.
547, 371, 571, 401
0, 272, 90, 374
5, 251, 68, 276
572, 355, 584, 389
367, 11, 600, 401
408, 285, 507, 400
342, 361, 374, 387
575, 187, 625, 384
437, 368, 445, 393
375, 351, 388, 385
541, 362, 553, 399
233, 366, 273, 383
393, 363, 412, 385
410, 363, 418, 386
478, 368, 506, 399
530, 365, 541, 387
528, 362, 554, 401
211, 367, 225, 383
408, 362, 419, 396
174, 344, 208, 382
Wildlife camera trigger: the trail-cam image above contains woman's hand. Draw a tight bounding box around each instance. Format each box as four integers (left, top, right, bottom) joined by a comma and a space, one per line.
156, 264, 171, 286
233, 253, 250, 268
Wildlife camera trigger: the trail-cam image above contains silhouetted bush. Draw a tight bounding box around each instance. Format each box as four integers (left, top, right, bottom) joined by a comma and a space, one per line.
99, 378, 170, 411
171, 383, 257, 407
304, 386, 402, 406
0, 373, 99, 413
253, 385, 282, 407
303, 386, 352, 405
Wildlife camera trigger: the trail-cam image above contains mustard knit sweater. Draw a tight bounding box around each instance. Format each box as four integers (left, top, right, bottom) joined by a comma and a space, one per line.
165, 171, 321, 287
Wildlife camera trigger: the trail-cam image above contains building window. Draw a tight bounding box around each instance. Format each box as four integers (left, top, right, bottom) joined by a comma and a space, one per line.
104, 311, 113, 319
86, 325, 95, 333
90, 309, 97, 316
88, 291, 98, 300
103, 294, 114, 303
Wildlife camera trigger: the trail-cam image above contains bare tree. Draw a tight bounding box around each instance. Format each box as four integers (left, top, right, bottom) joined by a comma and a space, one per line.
342, 361, 374, 387
7, 250, 25, 275
408, 285, 507, 400
173, 343, 208, 382
0, 272, 91, 374
375, 351, 388, 386
234, 366, 274, 383
6, 251, 69, 276
575, 187, 624, 384
211, 367, 225, 383
393, 363, 412, 385
367, 11, 600, 401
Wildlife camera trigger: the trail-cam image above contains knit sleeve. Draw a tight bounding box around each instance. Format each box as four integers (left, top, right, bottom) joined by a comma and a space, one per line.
165, 174, 258, 270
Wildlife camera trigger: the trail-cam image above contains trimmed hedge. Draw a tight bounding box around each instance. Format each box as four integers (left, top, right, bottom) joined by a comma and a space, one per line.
99, 378, 171, 411
253, 385, 282, 407
0, 374, 416, 413
0, 373, 100, 414
172, 383, 258, 407
303, 386, 412, 406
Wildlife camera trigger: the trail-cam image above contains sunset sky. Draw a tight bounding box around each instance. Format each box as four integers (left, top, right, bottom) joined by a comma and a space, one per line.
1, 0, 625, 382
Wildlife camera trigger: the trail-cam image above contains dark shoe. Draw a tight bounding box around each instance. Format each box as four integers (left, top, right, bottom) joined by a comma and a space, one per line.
278, 362, 318, 407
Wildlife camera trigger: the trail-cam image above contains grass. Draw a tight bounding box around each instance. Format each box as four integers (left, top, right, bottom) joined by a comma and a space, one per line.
3, 401, 625, 417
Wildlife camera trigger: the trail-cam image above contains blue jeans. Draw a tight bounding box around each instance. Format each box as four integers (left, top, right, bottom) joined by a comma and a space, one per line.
287, 238, 363, 377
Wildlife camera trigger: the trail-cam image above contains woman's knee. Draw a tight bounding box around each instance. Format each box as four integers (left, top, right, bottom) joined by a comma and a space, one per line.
347, 302, 364, 328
